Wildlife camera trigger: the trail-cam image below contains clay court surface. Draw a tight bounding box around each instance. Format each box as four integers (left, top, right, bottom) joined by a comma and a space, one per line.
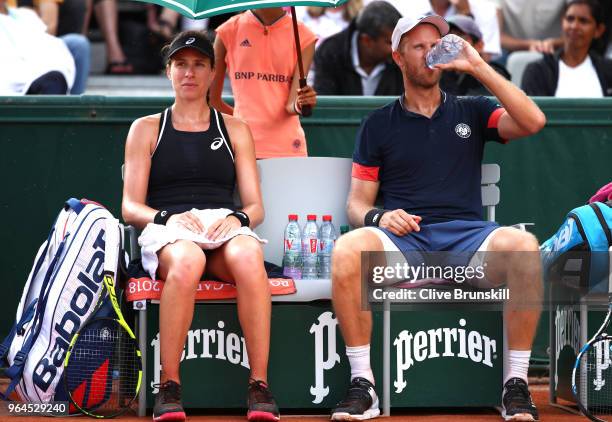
2, 384, 589, 421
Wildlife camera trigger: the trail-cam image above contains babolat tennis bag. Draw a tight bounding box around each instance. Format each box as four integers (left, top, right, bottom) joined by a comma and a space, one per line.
0, 198, 124, 406
541, 201, 612, 293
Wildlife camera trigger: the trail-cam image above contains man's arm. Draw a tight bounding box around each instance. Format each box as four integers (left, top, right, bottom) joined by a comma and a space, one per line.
347, 177, 380, 228
347, 176, 421, 235
437, 40, 546, 140
474, 62, 546, 139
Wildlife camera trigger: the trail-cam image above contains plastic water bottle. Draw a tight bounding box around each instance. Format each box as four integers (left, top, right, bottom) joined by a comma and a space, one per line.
426, 34, 465, 69
282, 214, 302, 279
301, 214, 319, 279
318, 215, 337, 279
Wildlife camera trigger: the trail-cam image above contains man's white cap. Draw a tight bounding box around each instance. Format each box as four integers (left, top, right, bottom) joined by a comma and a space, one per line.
391, 14, 449, 51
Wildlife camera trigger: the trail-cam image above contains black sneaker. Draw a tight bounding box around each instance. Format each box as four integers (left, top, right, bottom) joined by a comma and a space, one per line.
247, 379, 280, 421
501, 378, 539, 421
331, 377, 380, 420
152, 380, 186, 422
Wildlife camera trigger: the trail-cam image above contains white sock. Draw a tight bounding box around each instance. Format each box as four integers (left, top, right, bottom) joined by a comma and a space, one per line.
346, 345, 375, 385
504, 350, 531, 385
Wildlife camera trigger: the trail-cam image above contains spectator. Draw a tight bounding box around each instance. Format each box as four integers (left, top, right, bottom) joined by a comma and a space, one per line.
20, 0, 90, 94
0, 0, 75, 95
365, 0, 501, 57
296, 0, 363, 47
521, 0, 612, 97
85, 0, 133, 74
314, 1, 402, 96
441, 14, 510, 96
492, 0, 565, 55
211, 8, 317, 158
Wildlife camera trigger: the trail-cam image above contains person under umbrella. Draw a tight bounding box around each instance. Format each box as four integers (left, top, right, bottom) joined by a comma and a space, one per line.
210, 7, 318, 159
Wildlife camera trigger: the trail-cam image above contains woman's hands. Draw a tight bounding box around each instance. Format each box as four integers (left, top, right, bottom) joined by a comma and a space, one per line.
166, 211, 241, 241
167, 211, 204, 234
206, 215, 242, 241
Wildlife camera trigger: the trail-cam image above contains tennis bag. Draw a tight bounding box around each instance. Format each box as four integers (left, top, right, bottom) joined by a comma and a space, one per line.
0, 198, 124, 406
541, 201, 612, 293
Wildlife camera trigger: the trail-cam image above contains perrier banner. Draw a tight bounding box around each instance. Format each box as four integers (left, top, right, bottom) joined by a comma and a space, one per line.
144, 302, 502, 409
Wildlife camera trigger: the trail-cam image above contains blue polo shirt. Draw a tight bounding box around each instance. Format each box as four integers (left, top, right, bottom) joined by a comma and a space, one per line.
352, 92, 506, 224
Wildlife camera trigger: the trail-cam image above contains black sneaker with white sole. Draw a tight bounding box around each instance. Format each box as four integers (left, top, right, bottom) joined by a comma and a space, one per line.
501, 378, 539, 421
331, 377, 380, 421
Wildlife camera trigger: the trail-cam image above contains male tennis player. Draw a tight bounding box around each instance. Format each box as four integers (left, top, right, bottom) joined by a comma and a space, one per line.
330, 13, 546, 421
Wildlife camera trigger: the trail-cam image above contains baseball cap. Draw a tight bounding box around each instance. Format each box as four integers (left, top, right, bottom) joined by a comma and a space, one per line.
447, 15, 483, 41
391, 14, 449, 51
165, 32, 214, 63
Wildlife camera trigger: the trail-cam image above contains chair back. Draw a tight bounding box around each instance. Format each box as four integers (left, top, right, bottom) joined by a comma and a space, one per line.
255, 157, 352, 266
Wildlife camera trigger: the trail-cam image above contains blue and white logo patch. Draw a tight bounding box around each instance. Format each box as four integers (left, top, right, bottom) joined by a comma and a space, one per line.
455, 123, 471, 139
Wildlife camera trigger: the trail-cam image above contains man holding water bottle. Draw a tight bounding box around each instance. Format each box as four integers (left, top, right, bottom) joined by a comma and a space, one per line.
330, 13, 546, 421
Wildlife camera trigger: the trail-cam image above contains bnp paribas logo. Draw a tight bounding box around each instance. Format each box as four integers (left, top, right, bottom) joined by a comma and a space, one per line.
150, 320, 249, 393
394, 319, 497, 393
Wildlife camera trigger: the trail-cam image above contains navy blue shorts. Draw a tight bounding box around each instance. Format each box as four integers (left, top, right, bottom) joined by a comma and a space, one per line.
375, 220, 500, 268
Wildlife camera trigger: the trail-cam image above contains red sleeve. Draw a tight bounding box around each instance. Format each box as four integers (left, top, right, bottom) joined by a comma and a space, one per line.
487, 107, 505, 129
487, 107, 509, 144
352, 163, 380, 181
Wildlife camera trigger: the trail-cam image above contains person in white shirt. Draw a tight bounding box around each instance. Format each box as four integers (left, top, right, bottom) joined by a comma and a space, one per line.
521, 0, 612, 97
0, 0, 75, 95
296, 0, 362, 47
364, 0, 501, 57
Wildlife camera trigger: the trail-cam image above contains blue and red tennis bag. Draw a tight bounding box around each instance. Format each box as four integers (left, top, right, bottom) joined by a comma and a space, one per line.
541, 201, 612, 293
0, 198, 124, 412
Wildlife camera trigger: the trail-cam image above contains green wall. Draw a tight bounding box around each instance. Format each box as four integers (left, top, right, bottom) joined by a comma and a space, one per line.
1, 96, 611, 364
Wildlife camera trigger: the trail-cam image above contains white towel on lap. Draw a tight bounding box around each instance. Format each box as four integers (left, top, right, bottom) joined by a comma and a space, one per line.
138, 208, 267, 280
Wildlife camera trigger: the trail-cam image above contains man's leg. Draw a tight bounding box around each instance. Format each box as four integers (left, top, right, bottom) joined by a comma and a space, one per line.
331, 228, 386, 421
485, 227, 543, 421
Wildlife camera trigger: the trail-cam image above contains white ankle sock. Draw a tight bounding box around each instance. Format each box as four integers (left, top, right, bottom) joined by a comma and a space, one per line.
346, 345, 374, 385
504, 349, 531, 385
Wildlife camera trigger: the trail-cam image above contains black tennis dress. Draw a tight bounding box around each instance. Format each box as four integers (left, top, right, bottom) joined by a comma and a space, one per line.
146, 107, 236, 214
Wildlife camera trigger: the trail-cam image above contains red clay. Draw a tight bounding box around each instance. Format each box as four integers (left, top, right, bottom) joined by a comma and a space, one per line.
14, 384, 583, 421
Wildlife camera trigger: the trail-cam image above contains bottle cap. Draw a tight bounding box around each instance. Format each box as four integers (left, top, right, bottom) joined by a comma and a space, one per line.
288, 214, 298, 220
322, 215, 332, 221
307, 214, 317, 220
